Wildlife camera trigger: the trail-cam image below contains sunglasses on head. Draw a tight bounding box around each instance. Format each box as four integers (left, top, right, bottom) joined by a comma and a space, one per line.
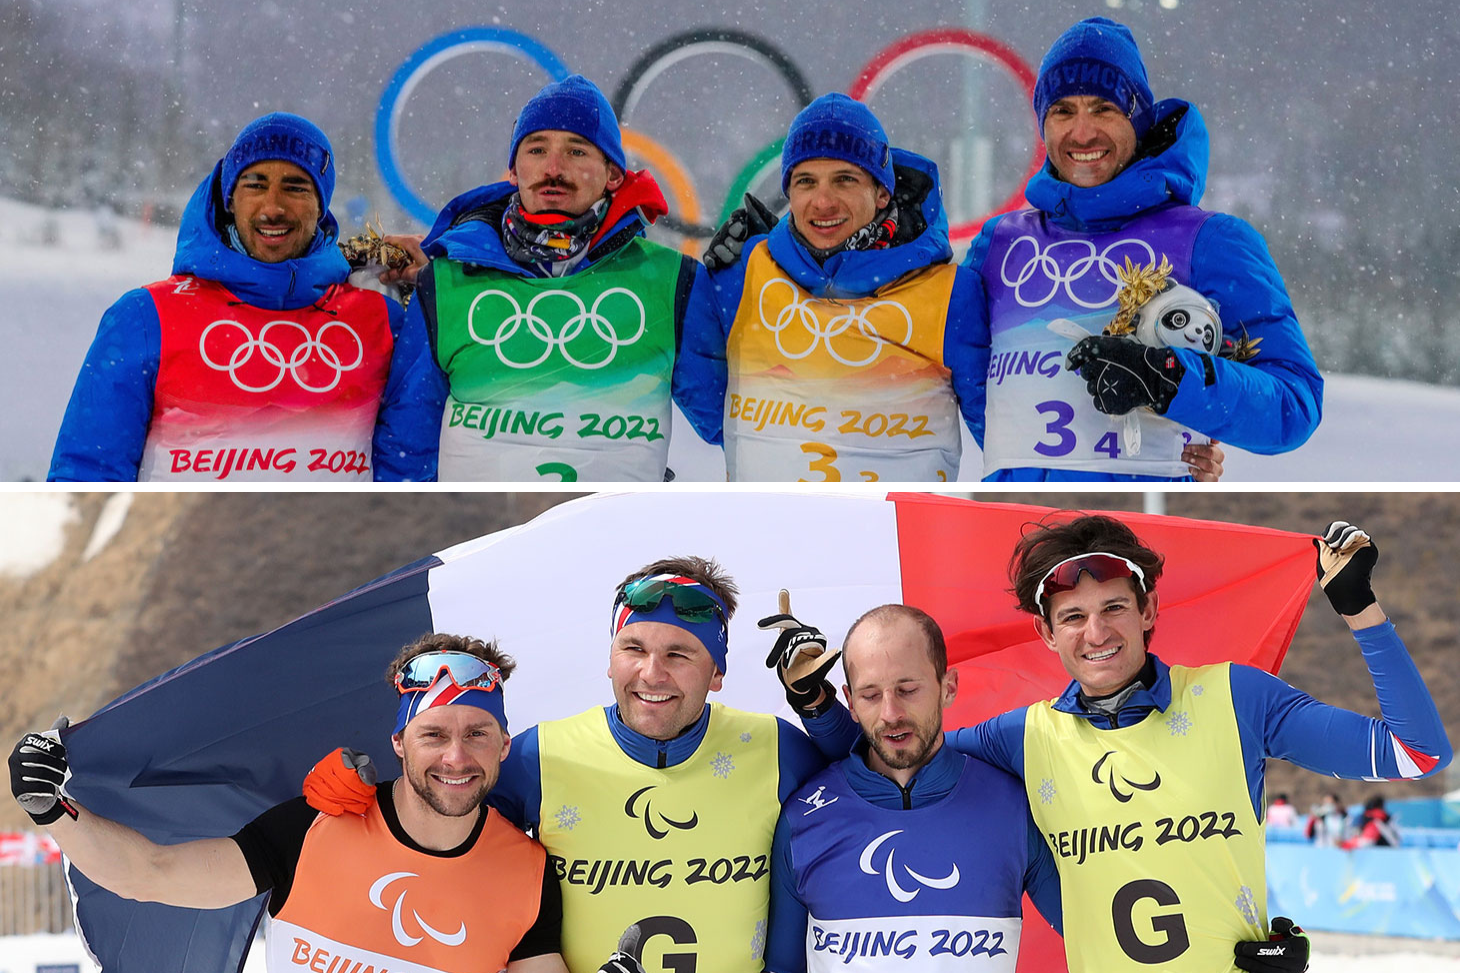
613, 576, 727, 631
394, 651, 502, 695
1033, 552, 1147, 606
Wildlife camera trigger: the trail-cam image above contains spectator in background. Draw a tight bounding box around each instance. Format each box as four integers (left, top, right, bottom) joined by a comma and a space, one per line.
1342, 795, 1400, 848
1305, 792, 1349, 846
1266, 792, 1298, 827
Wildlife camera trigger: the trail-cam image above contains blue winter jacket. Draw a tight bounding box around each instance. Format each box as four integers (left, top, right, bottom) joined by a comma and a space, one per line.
674, 148, 989, 450
402, 177, 694, 477
963, 99, 1323, 481
47, 161, 440, 481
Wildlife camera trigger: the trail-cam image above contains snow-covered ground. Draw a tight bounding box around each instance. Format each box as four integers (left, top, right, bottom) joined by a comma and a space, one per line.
5, 195, 1458, 483
1, 930, 1454, 972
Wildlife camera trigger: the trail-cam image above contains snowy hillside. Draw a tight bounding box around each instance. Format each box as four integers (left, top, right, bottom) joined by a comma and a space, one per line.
5, 196, 1457, 483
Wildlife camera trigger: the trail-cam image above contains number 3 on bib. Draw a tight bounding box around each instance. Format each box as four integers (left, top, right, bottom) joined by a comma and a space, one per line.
798, 442, 881, 482
1032, 400, 1122, 461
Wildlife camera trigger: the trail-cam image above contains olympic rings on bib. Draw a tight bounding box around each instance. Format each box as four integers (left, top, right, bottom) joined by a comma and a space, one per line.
758, 277, 914, 368
849, 28, 1043, 244
998, 235, 1157, 310
376, 28, 570, 225
466, 287, 648, 370
199, 319, 365, 393
375, 27, 1040, 240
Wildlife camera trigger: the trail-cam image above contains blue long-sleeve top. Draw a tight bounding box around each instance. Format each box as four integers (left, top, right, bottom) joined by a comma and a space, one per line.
963, 100, 1323, 482
938, 622, 1451, 823
673, 148, 989, 453
48, 162, 439, 481
487, 702, 840, 832
764, 740, 1062, 973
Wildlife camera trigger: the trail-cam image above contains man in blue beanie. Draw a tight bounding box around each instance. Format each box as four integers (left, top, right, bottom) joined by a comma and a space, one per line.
402, 74, 697, 482
961, 16, 1322, 480
49, 112, 439, 482
674, 93, 989, 481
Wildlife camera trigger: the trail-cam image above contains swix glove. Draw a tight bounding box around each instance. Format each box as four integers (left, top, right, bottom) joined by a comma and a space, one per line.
9, 717, 78, 826
1234, 916, 1310, 973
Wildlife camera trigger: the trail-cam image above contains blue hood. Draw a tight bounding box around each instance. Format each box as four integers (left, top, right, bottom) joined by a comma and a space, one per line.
765, 147, 952, 299
171, 160, 350, 311
1025, 99, 1209, 234
420, 180, 651, 277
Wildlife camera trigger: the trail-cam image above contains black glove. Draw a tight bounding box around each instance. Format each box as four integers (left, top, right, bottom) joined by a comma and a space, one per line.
1315, 521, 1379, 616
599, 923, 647, 973
703, 193, 778, 272
1066, 335, 1185, 415
1234, 916, 1310, 973
759, 613, 842, 715
9, 717, 79, 826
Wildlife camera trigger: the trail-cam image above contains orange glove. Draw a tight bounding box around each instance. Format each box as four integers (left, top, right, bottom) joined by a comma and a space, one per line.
303, 747, 378, 816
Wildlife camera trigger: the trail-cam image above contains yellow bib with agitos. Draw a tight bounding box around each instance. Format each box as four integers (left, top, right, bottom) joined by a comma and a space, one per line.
537, 703, 781, 973
1022, 662, 1267, 972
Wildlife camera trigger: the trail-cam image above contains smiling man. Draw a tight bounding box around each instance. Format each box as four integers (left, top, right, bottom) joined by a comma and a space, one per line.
403, 75, 697, 482
675, 93, 987, 482
49, 112, 438, 482
8, 635, 568, 973
944, 515, 1451, 972
303, 556, 851, 973
765, 605, 1060, 973
959, 17, 1323, 480
791, 515, 1451, 972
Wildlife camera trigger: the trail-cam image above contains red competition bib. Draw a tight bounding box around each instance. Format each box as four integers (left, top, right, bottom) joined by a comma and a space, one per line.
139, 275, 393, 481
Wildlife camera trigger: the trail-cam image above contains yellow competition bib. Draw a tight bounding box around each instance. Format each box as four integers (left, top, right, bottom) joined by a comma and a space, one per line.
537, 704, 782, 973
724, 242, 961, 482
1022, 663, 1266, 973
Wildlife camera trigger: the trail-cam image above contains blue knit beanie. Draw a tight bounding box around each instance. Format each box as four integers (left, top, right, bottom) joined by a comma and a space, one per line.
781, 93, 894, 195
1033, 18, 1155, 140
508, 74, 627, 173
221, 112, 335, 212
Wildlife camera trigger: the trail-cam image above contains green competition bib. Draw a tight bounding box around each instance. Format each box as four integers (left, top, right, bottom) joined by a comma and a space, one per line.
433, 238, 682, 481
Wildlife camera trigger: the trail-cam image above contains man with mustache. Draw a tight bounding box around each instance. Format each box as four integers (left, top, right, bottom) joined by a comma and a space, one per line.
8, 634, 569, 973
49, 112, 439, 481
765, 605, 1060, 972
962, 17, 1323, 480
403, 75, 695, 481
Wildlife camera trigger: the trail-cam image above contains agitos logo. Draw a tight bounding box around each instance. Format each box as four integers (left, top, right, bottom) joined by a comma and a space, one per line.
625, 786, 699, 839
1092, 750, 1161, 803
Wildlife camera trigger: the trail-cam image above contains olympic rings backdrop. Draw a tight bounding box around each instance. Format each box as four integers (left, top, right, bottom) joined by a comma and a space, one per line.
376, 26, 1042, 244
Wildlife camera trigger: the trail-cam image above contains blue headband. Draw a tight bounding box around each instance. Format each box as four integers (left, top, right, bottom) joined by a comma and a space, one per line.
611, 585, 730, 674
393, 681, 509, 736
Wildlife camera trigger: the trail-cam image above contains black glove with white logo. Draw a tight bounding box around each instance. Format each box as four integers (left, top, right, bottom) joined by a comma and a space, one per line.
599, 924, 648, 973
9, 717, 79, 826
1314, 521, 1379, 617
759, 613, 841, 716
703, 193, 778, 272
1066, 335, 1185, 415
1234, 916, 1310, 973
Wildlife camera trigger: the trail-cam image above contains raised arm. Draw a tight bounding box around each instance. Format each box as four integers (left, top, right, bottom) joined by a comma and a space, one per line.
9, 721, 257, 909
1236, 522, 1451, 783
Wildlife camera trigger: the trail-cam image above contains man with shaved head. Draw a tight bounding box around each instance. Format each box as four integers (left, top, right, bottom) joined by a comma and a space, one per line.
764, 604, 1060, 972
